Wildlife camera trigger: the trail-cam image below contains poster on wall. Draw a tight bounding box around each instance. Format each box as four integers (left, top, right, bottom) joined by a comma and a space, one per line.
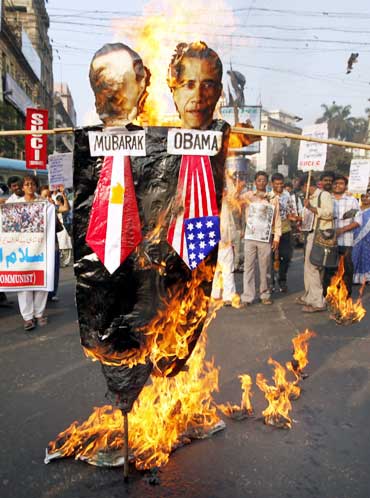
0, 202, 55, 291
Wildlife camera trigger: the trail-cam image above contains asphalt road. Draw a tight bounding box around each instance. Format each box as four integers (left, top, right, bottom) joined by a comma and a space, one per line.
1, 251, 370, 498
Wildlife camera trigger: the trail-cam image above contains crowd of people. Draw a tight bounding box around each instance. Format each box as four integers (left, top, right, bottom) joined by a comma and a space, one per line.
212, 168, 370, 313
1, 167, 370, 329
0, 175, 73, 330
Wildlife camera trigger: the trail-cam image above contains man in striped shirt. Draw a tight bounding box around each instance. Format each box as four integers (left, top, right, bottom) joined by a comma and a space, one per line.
323, 174, 362, 296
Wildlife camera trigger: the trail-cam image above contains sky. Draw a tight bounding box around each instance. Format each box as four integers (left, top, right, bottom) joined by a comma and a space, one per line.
47, 0, 370, 128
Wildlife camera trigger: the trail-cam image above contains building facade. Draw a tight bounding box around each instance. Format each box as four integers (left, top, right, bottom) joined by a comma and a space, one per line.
54, 82, 76, 152
251, 109, 302, 175
0, 0, 53, 159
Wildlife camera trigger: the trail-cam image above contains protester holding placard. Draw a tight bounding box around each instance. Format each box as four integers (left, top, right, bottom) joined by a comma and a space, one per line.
6, 176, 48, 331
238, 171, 281, 306
323, 175, 361, 296
297, 174, 334, 313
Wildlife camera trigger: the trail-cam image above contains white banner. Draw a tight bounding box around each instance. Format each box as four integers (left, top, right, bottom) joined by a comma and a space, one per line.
48, 153, 73, 189
298, 123, 328, 172
167, 129, 222, 156
348, 159, 370, 194
88, 130, 146, 156
0, 202, 55, 291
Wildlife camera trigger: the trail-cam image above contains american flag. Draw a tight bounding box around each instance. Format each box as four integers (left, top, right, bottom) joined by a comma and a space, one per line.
167, 155, 220, 269
184, 216, 220, 269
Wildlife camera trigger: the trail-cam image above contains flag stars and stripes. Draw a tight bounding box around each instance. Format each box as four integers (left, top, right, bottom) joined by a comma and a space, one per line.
184, 215, 220, 269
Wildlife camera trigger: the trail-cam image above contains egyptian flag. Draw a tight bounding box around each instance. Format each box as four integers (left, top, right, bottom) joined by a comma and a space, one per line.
86, 155, 142, 274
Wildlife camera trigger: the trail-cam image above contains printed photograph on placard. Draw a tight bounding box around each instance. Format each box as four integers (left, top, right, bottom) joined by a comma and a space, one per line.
301, 207, 315, 232
1, 203, 45, 233
245, 202, 274, 242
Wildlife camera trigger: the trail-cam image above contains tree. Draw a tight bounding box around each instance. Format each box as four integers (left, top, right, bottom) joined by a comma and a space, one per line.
325, 145, 352, 175
315, 102, 353, 140
271, 140, 300, 178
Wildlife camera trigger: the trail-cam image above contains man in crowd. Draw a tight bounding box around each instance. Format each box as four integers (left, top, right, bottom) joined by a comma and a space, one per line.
270, 173, 297, 293
323, 174, 361, 296
319, 170, 335, 193
297, 174, 334, 312
239, 171, 281, 306
0, 176, 23, 204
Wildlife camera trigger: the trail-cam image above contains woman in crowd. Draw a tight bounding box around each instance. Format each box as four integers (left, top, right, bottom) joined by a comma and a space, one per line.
353, 189, 370, 284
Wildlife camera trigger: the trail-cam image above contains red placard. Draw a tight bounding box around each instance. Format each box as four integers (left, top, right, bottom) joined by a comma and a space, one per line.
25, 108, 48, 170
0, 271, 45, 287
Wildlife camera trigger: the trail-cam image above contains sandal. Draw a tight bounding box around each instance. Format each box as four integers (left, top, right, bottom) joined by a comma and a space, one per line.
24, 319, 35, 331
36, 316, 48, 327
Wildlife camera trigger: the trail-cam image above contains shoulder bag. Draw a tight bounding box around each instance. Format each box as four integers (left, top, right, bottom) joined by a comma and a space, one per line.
309, 192, 338, 269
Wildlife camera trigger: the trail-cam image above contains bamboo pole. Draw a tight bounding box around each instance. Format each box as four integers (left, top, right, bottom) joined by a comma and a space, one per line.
231, 126, 370, 152
305, 170, 312, 200
0, 125, 370, 152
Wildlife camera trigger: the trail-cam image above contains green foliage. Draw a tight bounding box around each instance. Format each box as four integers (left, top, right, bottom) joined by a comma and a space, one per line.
315, 102, 370, 174
271, 140, 300, 178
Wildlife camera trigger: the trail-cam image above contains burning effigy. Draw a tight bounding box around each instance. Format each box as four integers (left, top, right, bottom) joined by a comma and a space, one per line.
47, 41, 230, 472
326, 256, 366, 325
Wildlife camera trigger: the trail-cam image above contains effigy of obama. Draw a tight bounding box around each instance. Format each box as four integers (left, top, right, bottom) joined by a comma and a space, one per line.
72, 41, 230, 415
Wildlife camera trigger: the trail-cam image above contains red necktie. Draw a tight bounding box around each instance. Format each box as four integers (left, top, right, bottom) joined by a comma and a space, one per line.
167, 155, 220, 270
86, 155, 142, 274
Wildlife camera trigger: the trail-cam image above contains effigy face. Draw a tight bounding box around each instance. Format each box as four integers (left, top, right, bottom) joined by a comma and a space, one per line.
171, 57, 221, 130
73, 42, 229, 412
90, 44, 149, 126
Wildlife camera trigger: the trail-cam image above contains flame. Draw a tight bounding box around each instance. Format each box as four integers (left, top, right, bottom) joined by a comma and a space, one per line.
256, 358, 300, 429
82, 261, 220, 376
112, 0, 237, 125
218, 374, 253, 419
47, 331, 223, 470
326, 256, 366, 324
286, 329, 316, 382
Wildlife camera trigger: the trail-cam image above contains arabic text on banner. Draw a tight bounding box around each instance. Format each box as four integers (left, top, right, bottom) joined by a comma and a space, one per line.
0, 202, 55, 291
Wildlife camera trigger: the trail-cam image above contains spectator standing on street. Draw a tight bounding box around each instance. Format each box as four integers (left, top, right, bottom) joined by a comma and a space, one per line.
7, 176, 48, 330
323, 175, 361, 296
297, 174, 334, 313
353, 189, 370, 284
238, 171, 281, 306
270, 173, 297, 293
